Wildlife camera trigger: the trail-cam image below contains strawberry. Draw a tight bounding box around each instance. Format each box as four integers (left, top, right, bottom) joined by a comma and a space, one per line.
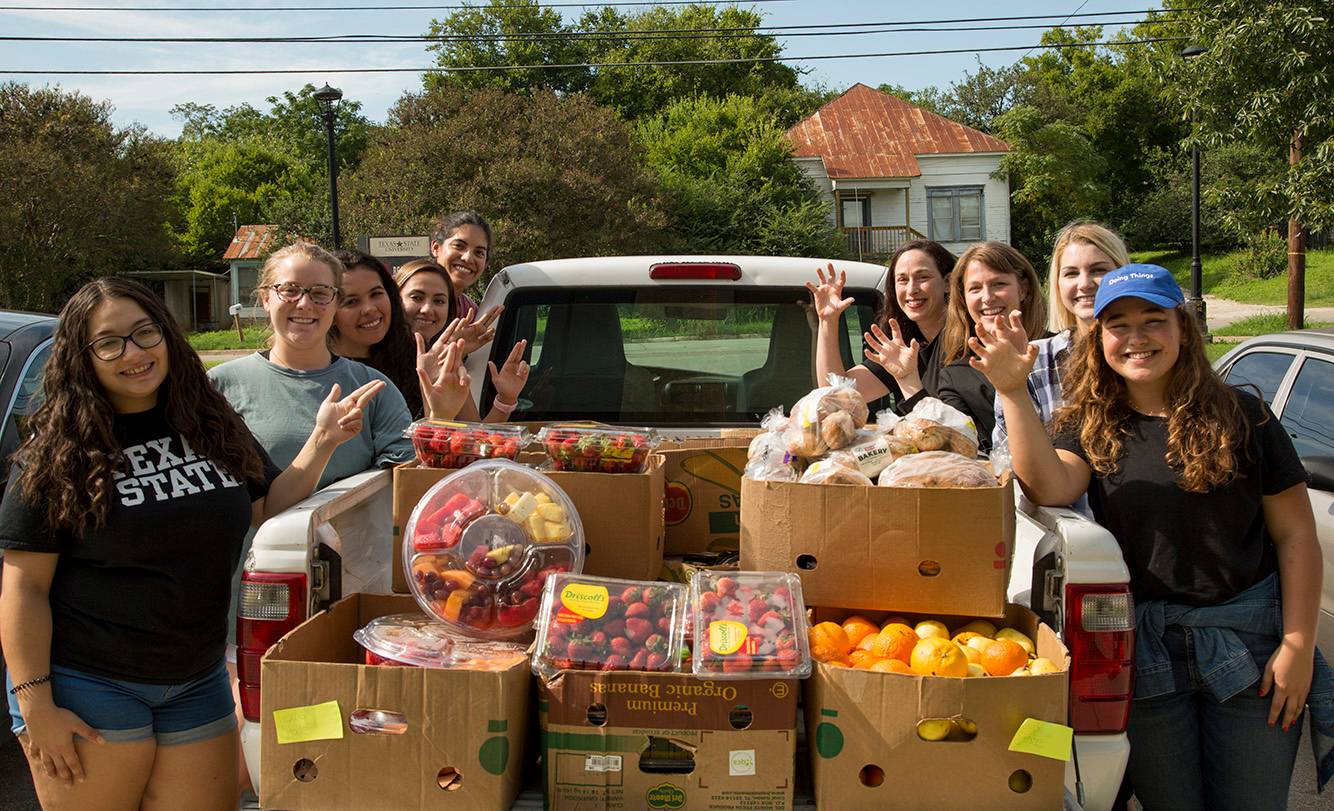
625, 602, 651, 620
589, 630, 607, 646
772, 585, 791, 602
620, 586, 642, 603
628, 650, 649, 670
715, 576, 738, 597
644, 633, 666, 652
624, 618, 653, 644
609, 637, 632, 656
726, 600, 744, 616
748, 599, 768, 622
602, 619, 626, 638
602, 654, 627, 671
646, 652, 668, 671
722, 654, 753, 674
567, 641, 595, 663
699, 592, 720, 613
656, 616, 673, 634
758, 610, 783, 626
776, 648, 801, 669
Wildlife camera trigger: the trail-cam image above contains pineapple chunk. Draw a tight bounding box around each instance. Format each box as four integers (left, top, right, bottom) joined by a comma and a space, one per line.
534, 492, 553, 505
536, 503, 566, 522
502, 492, 539, 524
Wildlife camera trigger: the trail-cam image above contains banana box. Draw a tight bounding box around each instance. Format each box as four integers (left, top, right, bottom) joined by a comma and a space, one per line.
658, 436, 755, 555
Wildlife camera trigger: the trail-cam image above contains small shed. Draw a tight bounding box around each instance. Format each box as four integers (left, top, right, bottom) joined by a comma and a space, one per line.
223, 224, 279, 318
123, 270, 231, 332
787, 83, 1012, 260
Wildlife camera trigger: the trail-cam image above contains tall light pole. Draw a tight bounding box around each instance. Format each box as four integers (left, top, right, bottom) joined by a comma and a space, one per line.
313, 83, 344, 249
1181, 44, 1208, 334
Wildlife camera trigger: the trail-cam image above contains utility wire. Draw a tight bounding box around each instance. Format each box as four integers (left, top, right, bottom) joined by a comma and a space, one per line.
0, 35, 1189, 75
0, 17, 1181, 44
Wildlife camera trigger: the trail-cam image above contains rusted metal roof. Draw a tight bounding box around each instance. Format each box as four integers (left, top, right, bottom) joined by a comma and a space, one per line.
222, 224, 279, 261
786, 83, 1011, 179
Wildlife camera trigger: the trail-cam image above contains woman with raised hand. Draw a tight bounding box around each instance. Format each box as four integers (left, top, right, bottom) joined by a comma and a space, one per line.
972, 263, 1330, 810
427, 211, 505, 356
329, 249, 423, 418
1, 278, 373, 811
209, 242, 413, 488
991, 221, 1128, 449
809, 240, 956, 406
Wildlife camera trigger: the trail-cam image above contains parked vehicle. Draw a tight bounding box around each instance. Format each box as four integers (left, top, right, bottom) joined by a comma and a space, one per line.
1215, 329, 1334, 657
236, 257, 1132, 809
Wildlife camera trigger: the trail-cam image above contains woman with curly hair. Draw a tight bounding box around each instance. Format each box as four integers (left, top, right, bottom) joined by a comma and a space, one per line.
972, 263, 1330, 809
1, 278, 378, 810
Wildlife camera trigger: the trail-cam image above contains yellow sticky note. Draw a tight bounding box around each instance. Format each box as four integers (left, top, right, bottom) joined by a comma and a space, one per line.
273, 700, 344, 745
1008, 718, 1073, 761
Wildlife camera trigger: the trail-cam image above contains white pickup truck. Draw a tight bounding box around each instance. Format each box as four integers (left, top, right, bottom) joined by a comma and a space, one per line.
237, 256, 1133, 809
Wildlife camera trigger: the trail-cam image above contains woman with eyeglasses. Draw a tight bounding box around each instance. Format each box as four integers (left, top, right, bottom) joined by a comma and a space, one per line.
1, 277, 376, 810
208, 243, 415, 489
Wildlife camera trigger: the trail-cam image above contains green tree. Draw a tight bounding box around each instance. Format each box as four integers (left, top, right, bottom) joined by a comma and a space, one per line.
424, 0, 591, 95
637, 94, 842, 257
342, 86, 668, 282
0, 84, 176, 311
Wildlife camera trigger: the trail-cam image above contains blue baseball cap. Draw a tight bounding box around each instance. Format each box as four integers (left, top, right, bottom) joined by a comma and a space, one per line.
1093, 263, 1185, 318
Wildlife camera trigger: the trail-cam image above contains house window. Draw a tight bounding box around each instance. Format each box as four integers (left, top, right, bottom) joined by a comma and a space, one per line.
927, 187, 984, 242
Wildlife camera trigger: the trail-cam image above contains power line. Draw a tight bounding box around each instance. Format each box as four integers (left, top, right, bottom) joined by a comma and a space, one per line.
0, 17, 1179, 44
1017, 0, 1093, 61
0, 35, 1189, 75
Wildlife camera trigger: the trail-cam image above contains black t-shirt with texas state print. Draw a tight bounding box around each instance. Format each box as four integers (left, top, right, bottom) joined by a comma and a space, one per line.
1052, 390, 1308, 607
0, 404, 280, 684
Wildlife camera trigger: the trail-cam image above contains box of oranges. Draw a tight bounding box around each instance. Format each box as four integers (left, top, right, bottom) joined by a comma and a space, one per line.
802, 604, 1069, 810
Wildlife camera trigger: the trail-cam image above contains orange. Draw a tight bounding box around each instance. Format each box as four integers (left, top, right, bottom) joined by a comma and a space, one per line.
869, 659, 911, 674
873, 624, 919, 663
909, 638, 969, 677
809, 621, 852, 663
848, 650, 877, 669
981, 639, 1029, 677
841, 616, 880, 648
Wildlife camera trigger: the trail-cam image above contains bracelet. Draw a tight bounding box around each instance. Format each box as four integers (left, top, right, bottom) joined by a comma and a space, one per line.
9, 674, 51, 696
491, 397, 518, 415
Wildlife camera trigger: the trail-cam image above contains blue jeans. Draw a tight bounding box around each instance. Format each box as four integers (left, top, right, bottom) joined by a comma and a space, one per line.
1128, 625, 1303, 811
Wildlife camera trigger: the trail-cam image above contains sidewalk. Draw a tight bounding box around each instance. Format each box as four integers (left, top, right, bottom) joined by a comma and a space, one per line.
1205, 294, 1334, 331
197, 348, 253, 363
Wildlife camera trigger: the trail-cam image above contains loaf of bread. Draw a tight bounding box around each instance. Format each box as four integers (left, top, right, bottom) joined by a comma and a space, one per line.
877, 451, 998, 488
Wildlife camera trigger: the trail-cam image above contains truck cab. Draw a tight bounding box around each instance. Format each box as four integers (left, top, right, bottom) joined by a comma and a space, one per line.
240, 256, 1132, 809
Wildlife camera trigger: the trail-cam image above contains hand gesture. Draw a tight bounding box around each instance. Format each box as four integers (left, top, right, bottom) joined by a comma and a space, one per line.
488, 339, 530, 405
447, 305, 504, 356
968, 310, 1037, 396
1260, 638, 1314, 733
417, 333, 472, 420
315, 380, 385, 447
865, 319, 921, 386
804, 263, 855, 323
22, 703, 104, 787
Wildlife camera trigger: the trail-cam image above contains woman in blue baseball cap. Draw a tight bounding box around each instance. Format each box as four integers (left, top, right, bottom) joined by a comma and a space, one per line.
971, 263, 1331, 809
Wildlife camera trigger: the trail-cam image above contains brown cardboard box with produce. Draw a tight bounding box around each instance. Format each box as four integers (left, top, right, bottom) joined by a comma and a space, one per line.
657, 437, 752, 555
538, 670, 798, 811
392, 454, 665, 592
258, 593, 530, 811
803, 604, 1070, 810
739, 475, 1015, 618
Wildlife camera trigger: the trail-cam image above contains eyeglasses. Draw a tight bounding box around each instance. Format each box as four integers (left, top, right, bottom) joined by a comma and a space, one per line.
87, 323, 165, 362
264, 282, 339, 305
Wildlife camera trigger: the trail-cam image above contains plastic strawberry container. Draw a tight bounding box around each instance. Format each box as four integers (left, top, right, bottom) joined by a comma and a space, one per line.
689, 571, 811, 679
536, 424, 660, 474
354, 614, 529, 670
404, 460, 584, 640
406, 419, 529, 469
532, 574, 687, 679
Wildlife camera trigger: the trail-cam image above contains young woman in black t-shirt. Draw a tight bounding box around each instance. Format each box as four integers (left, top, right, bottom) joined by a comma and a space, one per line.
972, 264, 1323, 810
0, 278, 381, 810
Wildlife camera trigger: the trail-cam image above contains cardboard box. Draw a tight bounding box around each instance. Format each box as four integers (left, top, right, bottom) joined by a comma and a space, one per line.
739, 476, 1015, 618
658, 437, 753, 556
392, 455, 666, 592
804, 604, 1069, 810
259, 593, 530, 811
538, 669, 797, 810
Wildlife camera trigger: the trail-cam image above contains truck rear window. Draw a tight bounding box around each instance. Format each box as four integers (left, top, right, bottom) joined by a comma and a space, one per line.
482, 286, 886, 425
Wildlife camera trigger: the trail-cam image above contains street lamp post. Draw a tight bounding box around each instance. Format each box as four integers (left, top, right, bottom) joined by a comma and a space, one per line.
1181, 44, 1208, 335
313, 83, 344, 249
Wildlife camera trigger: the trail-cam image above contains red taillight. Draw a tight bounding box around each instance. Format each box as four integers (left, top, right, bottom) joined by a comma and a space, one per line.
1064, 583, 1135, 734
236, 571, 307, 721
649, 262, 742, 281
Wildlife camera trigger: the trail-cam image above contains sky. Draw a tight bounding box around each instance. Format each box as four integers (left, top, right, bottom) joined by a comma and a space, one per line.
0, 0, 1163, 136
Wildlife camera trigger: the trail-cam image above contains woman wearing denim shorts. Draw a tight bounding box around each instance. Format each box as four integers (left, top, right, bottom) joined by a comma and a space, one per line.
1, 278, 382, 810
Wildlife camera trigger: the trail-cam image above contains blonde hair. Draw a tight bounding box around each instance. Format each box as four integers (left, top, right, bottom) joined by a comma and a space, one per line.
254, 242, 344, 305
1047, 221, 1130, 332
940, 242, 1048, 365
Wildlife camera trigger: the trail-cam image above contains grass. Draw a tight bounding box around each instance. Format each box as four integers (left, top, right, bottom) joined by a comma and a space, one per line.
187, 326, 272, 351
1130, 247, 1334, 306
1205, 343, 1231, 363
1211, 313, 1334, 337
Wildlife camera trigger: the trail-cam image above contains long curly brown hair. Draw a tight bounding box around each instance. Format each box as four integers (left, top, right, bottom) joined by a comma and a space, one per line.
940, 242, 1048, 365
1052, 306, 1248, 493
15, 278, 267, 536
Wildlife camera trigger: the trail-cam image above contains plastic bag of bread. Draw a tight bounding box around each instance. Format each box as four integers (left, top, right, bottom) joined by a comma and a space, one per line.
844, 433, 918, 478
877, 451, 998, 489
783, 375, 869, 457
889, 398, 979, 458
745, 429, 797, 482
799, 454, 874, 486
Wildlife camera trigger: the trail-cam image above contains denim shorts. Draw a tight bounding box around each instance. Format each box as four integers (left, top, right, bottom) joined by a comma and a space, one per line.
6, 661, 236, 746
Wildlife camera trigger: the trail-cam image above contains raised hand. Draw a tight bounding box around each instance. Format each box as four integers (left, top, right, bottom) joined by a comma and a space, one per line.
488, 339, 530, 405
968, 310, 1037, 395
315, 379, 385, 446
448, 305, 505, 356
865, 319, 921, 385
417, 333, 471, 420
804, 263, 855, 323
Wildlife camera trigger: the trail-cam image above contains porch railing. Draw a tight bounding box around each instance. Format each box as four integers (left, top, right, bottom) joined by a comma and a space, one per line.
842, 226, 928, 261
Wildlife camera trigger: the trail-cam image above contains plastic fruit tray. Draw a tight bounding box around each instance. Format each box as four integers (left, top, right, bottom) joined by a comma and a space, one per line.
404, 460, 584, 640
406, 419, 528, 469
536, 424, 659, 474
354, 613, 528, 670
689, 571, 811, 679
531, 574, 687, 679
